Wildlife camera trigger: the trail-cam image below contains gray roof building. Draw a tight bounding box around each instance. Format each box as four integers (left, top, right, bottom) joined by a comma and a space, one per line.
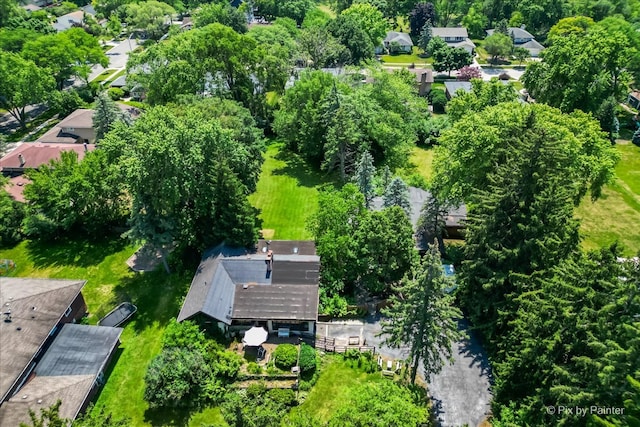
0, 324, 122, 426
444, 81, 473, 98
0, 278, 86, 403
178, 241, 320, 325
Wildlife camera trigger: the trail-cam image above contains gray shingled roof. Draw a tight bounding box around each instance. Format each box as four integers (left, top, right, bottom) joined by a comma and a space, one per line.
486, 27, 535, 40
432, 27, 469, 38
0, 278, 85, 402
444, 81, 473, 96
371, 186, 467, 230
178, 241, 320, 324
384, 31, 413, 47
35, 324, 122, 377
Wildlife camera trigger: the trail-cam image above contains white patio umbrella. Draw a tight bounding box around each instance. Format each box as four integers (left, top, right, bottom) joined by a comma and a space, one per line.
242, 326, 268, 347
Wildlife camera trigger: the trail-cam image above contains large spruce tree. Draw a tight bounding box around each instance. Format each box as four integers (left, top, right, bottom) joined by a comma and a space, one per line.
381, 242, 462, 384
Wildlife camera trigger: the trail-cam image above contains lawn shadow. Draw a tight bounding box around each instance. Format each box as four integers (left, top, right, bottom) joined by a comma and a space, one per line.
272, 147, 333, 188
25, 236, 128, 269
111, 269, 191, 333
89, 347, 124, 405
144, 406, 193, 427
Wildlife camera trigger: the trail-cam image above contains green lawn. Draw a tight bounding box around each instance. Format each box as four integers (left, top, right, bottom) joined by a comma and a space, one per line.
381, 48, 433, 66
397, 146, 435, 187
249, 143, 330, 240
293, 357, 385, 423
92, 69, 118, 84
0, 238, 197, 426
576, 142, 640, 255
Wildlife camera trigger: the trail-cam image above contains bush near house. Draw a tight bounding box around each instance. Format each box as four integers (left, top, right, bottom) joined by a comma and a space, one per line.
430, 88, 448, 113
298, 343, 318, 372
273, 344, 298, 369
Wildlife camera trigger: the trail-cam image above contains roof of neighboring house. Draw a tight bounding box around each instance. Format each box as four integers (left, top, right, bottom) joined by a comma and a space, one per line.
21, 4, 41, 11
432, 27, 469, 38
520, 39, 544, 50
451, 39, 476, 49
110, 75, 127, 88
178, 241, 320, 324
628, 90, 640, 101
371, 186, 467, 231
35, 324, 123, 377
57, 109, 94, 130
384, 31, 413, 46
0, 143, 95, 171
0, 278, 86, 402
409, 68, 434, 84
486, 27, 535, 40
444, 80, 473, 96
4, 175, 30, 202
0, 324, 122, 426
52, 10, 84, 32
35, 109, 95, 144
81, 4, 96, 15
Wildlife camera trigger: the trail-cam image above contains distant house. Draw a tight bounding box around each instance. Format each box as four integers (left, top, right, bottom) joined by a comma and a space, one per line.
377, 31, 414, 54
486, 27, 545, 57
178, 240, 320, 336
405, 68, 434, 96
52, 10, 85, 32
37, 109, 96, 144
628, 90, 640, 109
371, 186, 467, 248
444, 81, 473, 99
0, 142, 95, 177
431, 27, 476, 54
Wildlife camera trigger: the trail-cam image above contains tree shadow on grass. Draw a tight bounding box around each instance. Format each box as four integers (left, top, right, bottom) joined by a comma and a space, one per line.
110, 269, 191, 334
272, 148, 334, 188
144, 406, 194, 427
25, 235, 129, 269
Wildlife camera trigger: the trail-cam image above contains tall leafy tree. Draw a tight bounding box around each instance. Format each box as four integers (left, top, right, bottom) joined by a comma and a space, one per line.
326, 14, 375, 64
355, 206, 417, 294
124, 0, 175, 40
353, 151, 376, 208
383, 176, 411, 215
192, 2, 248, 33
0, 177, 25, 247
340, 2, 388, 47
409, 2, 436, 37
381, 242, 463, 384
446, 79, 518, 122
0, 51, 54, 129
308, 184, 366, 295
483, 32, 513, 64
298, 25, 348, 69
101, 105, 263, 271
21, 28, 108, 88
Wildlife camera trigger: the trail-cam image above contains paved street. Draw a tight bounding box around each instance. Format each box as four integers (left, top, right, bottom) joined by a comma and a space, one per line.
319, 315, 493, 427
88, 38, 140, 82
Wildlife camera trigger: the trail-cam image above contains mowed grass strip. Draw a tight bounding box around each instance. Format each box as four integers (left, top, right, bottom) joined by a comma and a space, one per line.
576, 143, 640, 255
249, 143, 330, 240
0, 238, 193, 426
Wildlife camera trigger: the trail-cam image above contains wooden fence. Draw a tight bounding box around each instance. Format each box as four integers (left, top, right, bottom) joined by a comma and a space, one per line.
314, 336, 375, 354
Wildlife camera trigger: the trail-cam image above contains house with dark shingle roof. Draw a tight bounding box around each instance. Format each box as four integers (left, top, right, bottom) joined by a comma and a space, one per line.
178, 240, 320, 336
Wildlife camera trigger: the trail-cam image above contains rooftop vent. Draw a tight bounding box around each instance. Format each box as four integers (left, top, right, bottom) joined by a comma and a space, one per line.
262, 246, 267, 253
293, 247, 299, 254
21, 395, 27, 400
18, 154, 25, 167
243, 284, 249, 289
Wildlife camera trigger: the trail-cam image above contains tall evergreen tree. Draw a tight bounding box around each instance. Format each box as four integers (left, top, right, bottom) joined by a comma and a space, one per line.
93, 93, 123, 142
354, 151, 376, 208
383, 177, 411, 215
381, 242, 463, 384
417, 22, 433, 51
415, 192, 448, 253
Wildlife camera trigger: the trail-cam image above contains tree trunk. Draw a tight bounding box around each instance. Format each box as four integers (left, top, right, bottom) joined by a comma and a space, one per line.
161, 248, 171, 274
410, 356, 419, 384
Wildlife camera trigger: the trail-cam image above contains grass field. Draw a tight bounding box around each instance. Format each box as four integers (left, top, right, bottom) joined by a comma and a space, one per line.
381, 47, 432, 65
249, 143, 330, 240
397, 146, 436, 187
0, 238, 203, 426
576, 142, 640, 255
292, 357, 385, 423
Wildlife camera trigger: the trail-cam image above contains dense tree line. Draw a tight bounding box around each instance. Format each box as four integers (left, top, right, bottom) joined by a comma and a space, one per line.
274, 68, 430, 176
432, 99, 638, 425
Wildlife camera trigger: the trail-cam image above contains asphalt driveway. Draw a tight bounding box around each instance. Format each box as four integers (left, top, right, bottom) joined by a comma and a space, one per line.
319, 315, 493, 427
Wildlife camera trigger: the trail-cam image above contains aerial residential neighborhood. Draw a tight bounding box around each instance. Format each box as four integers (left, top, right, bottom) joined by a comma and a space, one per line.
0, 0, 639, 426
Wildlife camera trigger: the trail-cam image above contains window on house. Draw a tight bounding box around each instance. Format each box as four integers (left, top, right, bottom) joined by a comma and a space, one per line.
64, 306, 72, 317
